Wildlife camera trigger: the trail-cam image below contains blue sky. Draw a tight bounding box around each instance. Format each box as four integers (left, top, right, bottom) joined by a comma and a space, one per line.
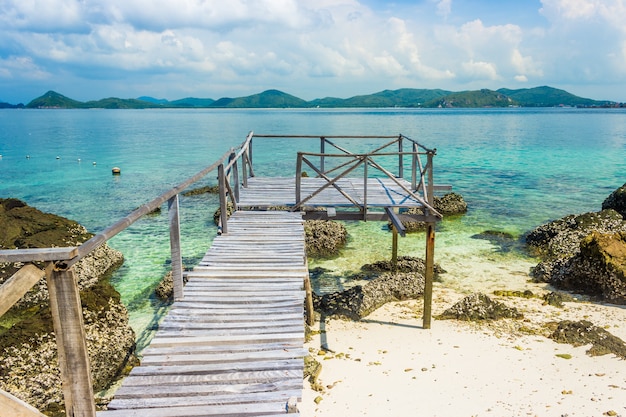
1, 0, 625, 104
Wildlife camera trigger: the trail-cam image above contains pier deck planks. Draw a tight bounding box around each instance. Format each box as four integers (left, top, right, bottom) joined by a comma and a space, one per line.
98, 211, 307, 417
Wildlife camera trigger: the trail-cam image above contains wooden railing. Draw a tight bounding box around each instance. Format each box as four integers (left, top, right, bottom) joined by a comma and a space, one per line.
0, 132, 255, 417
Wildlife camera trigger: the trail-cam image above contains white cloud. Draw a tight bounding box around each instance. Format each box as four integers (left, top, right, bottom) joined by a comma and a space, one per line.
0, 56, 49, 79
0, 0, 625, 102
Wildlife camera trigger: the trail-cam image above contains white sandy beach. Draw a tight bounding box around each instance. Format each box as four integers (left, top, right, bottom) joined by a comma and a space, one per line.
301, 282, 626, 417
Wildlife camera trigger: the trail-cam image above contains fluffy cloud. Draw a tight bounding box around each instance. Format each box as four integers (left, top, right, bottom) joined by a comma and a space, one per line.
0, 0, 625, 102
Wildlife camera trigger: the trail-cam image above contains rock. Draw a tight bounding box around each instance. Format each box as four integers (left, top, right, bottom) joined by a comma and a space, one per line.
361, 255, 445, 275
183, 185, 219, 196
436, 192, 468, 214
314, 271, 425, 320
549, 231, 626, 304
391, 192, 467, 232
549, 320, 626, 359
526, 208, 626, 288
154, 270, 189, 301
602, 182, 626, 218
0, 199, 135, 414
526, 209, 626, 260
304, 220, 347, 258
436, 293, 523, 321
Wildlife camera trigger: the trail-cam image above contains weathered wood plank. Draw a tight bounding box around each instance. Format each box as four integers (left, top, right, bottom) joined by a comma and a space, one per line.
98, 402, 298, 417
149, 332, 303, 348
118, 369, 303, 387
0, 264, 45, 317
0, 390, 47, 417
140, 348, 308, 366
108, 389, 302, 410
113, 379, 302, 399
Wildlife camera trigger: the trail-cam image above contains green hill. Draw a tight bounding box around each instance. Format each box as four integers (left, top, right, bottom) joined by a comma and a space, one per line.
21, 86, 620, 110
26, 91, 86, 109
170, 97, 216, 107
212, 89, 308, 108
496, 86, 610, 107
424, 89, 516, 108
310, 88, 451, 107
83, 97, 160, 109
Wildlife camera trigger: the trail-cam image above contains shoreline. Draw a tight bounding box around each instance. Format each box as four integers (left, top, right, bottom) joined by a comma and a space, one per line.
301, 282, 626, 416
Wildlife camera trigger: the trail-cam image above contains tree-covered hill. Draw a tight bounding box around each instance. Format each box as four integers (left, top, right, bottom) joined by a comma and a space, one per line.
18, 86, 621, 110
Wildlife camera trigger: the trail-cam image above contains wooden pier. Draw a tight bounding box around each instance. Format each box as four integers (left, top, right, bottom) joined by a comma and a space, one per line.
0, 133, 443, 417
98, 211, 308, 416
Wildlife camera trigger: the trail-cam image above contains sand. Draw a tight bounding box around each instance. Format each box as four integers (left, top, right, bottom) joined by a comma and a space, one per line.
300, 283, 626, 417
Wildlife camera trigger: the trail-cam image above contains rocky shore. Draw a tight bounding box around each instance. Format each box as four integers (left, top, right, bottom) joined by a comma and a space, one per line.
526, 182, 626, 304
0, 199, 136, 415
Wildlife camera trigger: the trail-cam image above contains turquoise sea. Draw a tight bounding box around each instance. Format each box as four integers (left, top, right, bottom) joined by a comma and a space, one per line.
1, 108, 625, 349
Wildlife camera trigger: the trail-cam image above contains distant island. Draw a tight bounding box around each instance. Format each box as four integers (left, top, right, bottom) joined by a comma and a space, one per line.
1, 86, 624, 109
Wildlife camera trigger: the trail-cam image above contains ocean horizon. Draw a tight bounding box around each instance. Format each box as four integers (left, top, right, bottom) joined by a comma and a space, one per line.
2, 107, 625, 349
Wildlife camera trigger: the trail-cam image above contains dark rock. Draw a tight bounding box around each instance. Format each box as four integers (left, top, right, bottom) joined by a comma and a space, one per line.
549, 231, 626, 304
0, 199, 135, 414
361, 255, 445, 275
392, 192, 467, 232
304, 220, 347, 258
549, 320, 626, 359
436, 293, 523, 321
526, 209, 626, 260
602, 182, 626, 218
154, 270, 189, 301
542, 291, 576, 308
436, 192, 468, 214
314, 271, 425, 320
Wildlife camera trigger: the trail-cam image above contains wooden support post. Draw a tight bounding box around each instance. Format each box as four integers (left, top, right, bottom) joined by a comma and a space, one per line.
423, 150, 436, 329
384, 207, 405, 273
218, 164, 228, 234
168, 195, 184, 301
391, 225, 398, 271
423, 223, 435, 329
45, 263, 96, 417
304, 273, 314, 326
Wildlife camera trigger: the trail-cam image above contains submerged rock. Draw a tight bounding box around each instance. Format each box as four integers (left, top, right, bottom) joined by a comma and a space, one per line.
549, 320, 626, 359
436, 293, 523, 321
0, 199, 135, 414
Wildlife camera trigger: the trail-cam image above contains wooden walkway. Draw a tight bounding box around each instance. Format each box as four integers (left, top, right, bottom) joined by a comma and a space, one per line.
99, 211, 308, 417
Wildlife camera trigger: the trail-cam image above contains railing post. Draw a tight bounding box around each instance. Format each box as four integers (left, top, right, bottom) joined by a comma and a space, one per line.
411, 143, 418, 190
362, 156, 368, 220
295, 152, 303, 207
320, 137, 325, 174
398, 135, 403, 178
422, 150, 436, 329
230, 152, 240, 204
45, 263, 96, 417
242, 149, 248, 188
218, 163, 228, 234
168, 194, 184, 301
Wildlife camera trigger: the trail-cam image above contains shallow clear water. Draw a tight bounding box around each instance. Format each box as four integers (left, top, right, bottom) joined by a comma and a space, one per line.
2, 107, 625, 349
